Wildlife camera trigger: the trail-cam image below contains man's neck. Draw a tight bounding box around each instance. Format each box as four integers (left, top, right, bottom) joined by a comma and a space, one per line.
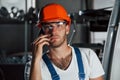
49, 45, 71, 59
47, 45, 72, 70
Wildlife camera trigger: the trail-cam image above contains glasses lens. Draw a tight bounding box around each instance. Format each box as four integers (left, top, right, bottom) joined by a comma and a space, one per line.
42, 21, 67, 31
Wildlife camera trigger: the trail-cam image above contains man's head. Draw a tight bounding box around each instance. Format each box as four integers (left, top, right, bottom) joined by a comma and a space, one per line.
37, 3, 71, 28
37, 3, 71, 47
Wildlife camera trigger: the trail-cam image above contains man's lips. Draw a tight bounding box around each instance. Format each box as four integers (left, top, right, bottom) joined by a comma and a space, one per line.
50, 36, 59, 42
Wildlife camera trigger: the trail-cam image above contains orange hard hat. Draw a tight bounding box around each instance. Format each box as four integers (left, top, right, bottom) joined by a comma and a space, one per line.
37, 3, 71, 28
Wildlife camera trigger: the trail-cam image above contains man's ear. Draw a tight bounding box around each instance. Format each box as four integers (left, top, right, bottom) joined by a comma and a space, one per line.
66, 25, 70, 35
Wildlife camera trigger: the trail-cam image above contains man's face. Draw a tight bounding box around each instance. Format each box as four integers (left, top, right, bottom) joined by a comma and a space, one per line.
42, 19, 70, 48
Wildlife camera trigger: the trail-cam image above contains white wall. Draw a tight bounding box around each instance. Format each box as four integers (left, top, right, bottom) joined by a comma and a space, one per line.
91, 32, 107, 44
93, 0, 115, 9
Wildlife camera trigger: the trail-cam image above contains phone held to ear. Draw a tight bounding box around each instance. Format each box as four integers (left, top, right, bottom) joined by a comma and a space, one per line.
39, 28, 50, 53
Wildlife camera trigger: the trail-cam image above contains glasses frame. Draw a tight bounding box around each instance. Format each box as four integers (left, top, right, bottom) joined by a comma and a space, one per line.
41, 21, 67, 32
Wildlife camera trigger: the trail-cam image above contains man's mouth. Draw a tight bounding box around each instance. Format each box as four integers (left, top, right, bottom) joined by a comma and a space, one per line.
50, 36, 59, 42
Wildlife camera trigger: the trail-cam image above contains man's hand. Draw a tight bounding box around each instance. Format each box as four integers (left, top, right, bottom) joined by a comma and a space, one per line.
90, 76, 104, 80
32, 34, 50, 60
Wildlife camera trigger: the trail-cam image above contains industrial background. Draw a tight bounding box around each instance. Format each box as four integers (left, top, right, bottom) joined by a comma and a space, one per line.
0, 0, 120, 80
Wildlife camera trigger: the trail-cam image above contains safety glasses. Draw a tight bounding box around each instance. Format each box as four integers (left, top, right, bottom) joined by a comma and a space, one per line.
41, 21, 67, 32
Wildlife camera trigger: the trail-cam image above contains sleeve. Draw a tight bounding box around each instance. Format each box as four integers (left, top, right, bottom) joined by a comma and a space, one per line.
89, 49, 105, 78
24, 55, 32, 80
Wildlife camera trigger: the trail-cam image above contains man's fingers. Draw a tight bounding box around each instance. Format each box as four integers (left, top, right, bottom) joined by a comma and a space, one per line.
32, 34, 50, 45
35, 38, 50, 46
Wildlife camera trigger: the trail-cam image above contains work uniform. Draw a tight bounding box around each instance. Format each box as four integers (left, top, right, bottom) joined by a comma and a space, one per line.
24, 46, 105, 80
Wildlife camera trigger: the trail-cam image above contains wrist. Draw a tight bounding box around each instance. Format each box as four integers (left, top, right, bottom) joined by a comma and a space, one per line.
32, 56, 42, 63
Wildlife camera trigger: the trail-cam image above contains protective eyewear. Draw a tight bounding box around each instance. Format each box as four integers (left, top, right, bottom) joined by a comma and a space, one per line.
41, 21, 67, 32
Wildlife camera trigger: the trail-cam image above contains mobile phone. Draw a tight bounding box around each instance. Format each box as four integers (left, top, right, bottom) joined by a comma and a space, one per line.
39, 28, 45, 35
39, 28, 49, 53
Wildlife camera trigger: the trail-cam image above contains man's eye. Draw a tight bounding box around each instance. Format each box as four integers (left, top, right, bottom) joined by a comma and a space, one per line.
44, 25, 50, 28
48, 26, 52, 29
57, 24, 61, 27
44, 25, 52, 29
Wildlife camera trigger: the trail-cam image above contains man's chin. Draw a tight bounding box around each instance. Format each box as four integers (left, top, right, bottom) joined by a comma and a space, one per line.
50, 42, 61, 48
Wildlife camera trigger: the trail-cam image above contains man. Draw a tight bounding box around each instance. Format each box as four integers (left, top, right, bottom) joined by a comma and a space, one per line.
27, 3, 105, 80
